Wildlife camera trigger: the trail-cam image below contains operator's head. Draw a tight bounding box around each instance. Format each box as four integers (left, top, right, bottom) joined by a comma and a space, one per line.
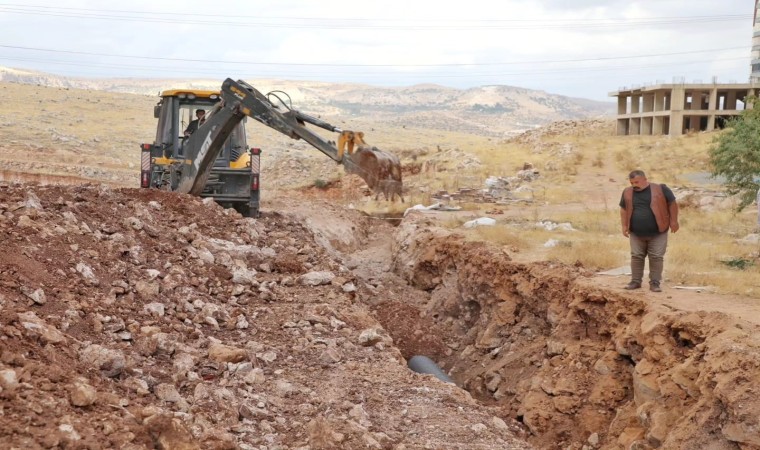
628, 170, 649, 191
196, 109, 205, 117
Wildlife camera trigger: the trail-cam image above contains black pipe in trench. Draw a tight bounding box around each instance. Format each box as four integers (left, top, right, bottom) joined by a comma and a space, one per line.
407, 355, 455, 384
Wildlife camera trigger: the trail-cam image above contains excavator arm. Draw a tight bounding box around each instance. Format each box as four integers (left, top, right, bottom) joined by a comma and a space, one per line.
178, 78, 393, 196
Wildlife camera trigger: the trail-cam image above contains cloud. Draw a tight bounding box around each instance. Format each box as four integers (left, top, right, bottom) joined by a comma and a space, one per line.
0, 0, 753, 100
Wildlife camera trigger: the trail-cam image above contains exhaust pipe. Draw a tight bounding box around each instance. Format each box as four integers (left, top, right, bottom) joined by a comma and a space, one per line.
407, 355, 454, 384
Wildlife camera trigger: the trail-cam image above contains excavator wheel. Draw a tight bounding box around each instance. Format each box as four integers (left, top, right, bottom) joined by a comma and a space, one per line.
233, 203, 253, 218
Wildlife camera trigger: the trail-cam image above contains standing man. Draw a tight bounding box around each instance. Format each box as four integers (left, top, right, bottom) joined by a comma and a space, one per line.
619, 170, 679, 292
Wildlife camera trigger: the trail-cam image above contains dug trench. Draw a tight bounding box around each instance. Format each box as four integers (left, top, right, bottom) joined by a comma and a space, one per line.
374, 213, 760, 450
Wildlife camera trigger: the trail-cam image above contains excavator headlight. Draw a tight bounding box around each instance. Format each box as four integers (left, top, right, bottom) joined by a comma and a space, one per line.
209, 94, 219, 100
177, 93, 187, 99
186, 94, 196, 100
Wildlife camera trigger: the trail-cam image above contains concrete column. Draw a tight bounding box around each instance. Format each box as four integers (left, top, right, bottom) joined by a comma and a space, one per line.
654, 91, 665, 112
631, 95, 641, 114
707, 115, 716, 131
618, 96, 627, 114
670, 86, 685, 136
631, 118, 641, 135
708, 88, 718, 110
653, 116, 664, 135
643, 94, 655, 113
642, 117, 653, 135
617, 119, 629, 135
690, 90, 702, 110
726, 91, 738, 110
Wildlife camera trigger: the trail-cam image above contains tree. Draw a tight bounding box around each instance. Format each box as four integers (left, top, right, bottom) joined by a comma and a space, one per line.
709, 98, 760, 211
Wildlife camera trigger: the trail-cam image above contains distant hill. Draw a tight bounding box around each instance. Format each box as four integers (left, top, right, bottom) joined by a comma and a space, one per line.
0, 66, 614, 137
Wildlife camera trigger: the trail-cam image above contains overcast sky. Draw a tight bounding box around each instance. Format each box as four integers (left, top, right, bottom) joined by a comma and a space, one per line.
0, 0, 754, 101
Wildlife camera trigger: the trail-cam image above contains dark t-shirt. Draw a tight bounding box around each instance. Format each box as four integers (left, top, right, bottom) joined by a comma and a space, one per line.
619, 184, 676, 236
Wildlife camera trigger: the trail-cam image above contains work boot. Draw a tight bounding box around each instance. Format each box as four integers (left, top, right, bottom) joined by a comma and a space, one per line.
624, 281, 641, 290
650, 281, 662, 292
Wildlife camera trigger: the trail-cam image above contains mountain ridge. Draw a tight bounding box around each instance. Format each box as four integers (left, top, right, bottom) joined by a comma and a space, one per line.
0, 65, 614, 136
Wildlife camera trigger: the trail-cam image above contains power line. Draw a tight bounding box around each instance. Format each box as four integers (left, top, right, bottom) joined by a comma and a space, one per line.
0, 4, 751, 30
0, 54, 747, 80
0, 3, 750, 23
0, 44, 748, 68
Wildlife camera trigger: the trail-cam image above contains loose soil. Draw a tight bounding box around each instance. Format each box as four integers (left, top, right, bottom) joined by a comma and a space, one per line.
1, 180, 759, 450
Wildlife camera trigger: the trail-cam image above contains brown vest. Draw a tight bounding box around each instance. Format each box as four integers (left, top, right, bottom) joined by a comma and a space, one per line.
623, 183, 670, 233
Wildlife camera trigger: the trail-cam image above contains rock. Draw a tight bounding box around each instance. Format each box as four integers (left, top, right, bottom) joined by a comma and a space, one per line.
722, 422, 760, 446
70, 381, 98, 407
299, 271, 335, 286
79, 344, 126, 377
546, 340, 565, 356
22, 287, 46, 305
144, 302, 165, 317
18, 311, 66, 344
244, 368, 266, 385
319, 347, 342, 365
75, 262, 98, 283
632, 370, 660, 406
736, 233, 760, 245
231, 266, 257, 285
208, 343, 248, 363
144, 414, 201, 450
235, 315, 249, 329
123, 217, 143, 231
172, 352, 196, 377
0, 368, 19, 392
463, 217, 496, 228
135, 281, 160, 299
154, 383, 183, 403
492, 416, 510, 432
358, 328, 383, 346
259, 351, 277, 363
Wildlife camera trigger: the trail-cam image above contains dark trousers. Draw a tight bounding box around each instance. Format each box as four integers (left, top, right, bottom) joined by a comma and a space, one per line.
629, 232, 668, 284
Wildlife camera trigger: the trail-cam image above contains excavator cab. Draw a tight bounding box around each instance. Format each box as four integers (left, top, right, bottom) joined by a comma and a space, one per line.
141, 88, 259, 216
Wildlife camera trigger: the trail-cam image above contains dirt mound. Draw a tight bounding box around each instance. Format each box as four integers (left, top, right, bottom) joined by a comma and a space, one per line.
0, 182, 531, 449
506, 119, 613, 145
386, 213, 760, 450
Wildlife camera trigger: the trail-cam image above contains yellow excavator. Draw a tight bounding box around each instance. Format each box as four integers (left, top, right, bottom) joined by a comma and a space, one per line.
140, 78, 402, 216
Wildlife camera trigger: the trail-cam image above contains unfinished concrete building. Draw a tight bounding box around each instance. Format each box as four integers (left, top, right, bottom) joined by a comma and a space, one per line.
610, 83, 758, 136
612, 4, 760, 137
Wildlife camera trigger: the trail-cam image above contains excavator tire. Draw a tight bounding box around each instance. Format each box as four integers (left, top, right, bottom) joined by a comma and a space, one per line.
233, 203, 253, 218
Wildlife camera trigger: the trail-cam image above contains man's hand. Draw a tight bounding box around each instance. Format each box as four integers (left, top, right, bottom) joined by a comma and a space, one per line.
622, 227, 629, 237
670, 222, 680, 233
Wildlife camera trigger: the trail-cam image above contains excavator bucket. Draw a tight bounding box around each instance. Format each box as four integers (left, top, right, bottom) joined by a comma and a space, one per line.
339, 131, 403, 201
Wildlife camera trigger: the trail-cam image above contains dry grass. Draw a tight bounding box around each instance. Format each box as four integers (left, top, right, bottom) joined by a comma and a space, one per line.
426, 124, 760, 297
546, 235, 629, 270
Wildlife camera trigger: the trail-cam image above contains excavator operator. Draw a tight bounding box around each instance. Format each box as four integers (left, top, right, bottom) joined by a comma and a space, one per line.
184, 109, 206, 137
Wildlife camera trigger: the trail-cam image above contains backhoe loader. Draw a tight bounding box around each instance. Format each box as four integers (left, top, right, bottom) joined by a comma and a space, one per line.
140, 78, 402, 216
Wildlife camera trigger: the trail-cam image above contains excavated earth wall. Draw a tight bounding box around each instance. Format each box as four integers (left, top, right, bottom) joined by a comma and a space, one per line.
390, 214, 760, 450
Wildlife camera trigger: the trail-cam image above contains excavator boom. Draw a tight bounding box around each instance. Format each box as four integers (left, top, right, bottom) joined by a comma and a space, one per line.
178, 78, 394, 197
